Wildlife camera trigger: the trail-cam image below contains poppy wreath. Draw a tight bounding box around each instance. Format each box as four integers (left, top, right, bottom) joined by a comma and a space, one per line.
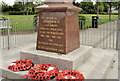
24, 64, 59, 80
55, 70, 85, 81
8, 59, 34, 71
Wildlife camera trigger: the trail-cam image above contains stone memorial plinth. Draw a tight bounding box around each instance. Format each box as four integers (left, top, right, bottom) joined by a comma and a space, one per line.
20, 45, 92, 70
35, 1, 82, 54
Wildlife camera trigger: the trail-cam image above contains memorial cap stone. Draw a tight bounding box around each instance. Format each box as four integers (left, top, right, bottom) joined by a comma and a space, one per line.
35, 0, 82, 54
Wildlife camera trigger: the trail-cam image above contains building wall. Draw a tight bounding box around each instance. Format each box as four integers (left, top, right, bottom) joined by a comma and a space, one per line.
112, 10, 118, 13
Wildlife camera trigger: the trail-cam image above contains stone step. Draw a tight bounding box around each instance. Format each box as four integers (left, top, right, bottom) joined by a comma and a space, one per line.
20, 45, 92, 70
76, 48, 105, 78
105, 50, 118, 79
77, 48, 115, 79
1, 48, 116, 80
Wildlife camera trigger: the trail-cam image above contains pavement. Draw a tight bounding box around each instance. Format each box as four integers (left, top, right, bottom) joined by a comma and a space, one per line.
0, 43, 119, 80
1, 32, 37, 49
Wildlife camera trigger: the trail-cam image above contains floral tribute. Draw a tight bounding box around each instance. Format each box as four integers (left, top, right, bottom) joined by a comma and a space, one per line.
8, 59, 33, 71
8, 59, 85, 81
55, 70, 85, 81
24, 64, 59, 80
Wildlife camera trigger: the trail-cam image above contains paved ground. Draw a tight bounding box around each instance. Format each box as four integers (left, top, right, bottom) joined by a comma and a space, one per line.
0, 43, 119, 80
1, 32, 37, 49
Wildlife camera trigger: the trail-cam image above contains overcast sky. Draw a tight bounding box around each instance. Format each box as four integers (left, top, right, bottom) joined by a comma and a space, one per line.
1, 0, 96, 6
1, 0, 16, 5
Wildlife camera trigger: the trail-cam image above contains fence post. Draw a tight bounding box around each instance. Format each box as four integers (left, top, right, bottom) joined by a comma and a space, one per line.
7, 18, 10, 50
116, 18, 119, 50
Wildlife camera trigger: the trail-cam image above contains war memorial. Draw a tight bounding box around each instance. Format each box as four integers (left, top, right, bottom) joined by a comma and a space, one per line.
1, 0, 118, 80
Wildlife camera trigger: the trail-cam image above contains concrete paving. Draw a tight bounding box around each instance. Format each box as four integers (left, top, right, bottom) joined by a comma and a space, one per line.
1, 32, 37, 49
0, 43, 118, 80
1, 44, 118, 79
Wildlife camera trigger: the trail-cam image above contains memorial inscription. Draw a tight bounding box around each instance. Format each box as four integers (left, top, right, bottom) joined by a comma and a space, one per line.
35, 1, 82, 54
36, 12, 66, 53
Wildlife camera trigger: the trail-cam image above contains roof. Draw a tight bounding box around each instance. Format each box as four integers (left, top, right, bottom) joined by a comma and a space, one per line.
35, 3, 82, 12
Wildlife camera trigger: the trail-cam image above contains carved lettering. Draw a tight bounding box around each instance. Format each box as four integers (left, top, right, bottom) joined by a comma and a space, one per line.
37, 13, 65, 53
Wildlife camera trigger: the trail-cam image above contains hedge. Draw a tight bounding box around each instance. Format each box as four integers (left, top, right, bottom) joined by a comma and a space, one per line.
79, 11, 118, 15
3, 11, 39, 15
78, 15, 86, 30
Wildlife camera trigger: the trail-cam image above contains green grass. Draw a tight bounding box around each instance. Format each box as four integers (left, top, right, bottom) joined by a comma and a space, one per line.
79, 14, 118, 29
1, 15, 35, 31
1, 14, 118, 31
79, 14, 118, 20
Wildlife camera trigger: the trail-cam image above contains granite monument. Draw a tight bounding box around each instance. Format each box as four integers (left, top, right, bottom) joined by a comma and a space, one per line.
35, 0, 82, 54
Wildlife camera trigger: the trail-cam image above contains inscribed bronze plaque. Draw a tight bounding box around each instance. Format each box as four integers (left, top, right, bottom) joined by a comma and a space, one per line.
36, 12, 66, 53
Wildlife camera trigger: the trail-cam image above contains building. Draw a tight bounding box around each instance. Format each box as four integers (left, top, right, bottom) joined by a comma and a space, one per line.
108, 7, 118, 13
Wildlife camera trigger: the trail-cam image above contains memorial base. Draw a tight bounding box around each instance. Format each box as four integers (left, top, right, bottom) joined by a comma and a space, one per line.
20, 45, 92, 70
1, 45, 116, 79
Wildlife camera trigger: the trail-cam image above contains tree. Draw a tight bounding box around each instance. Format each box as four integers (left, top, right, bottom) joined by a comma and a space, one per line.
77, 1, 95, 14
96, 0, 99, 17
99, 2, 104, 12
1, 1, 13, 12
13, 2, 24, 11
109, 1, 112, 21
118, 1, 120, 18
108, 1, 118, 21
73, 0, 76, 5
102, 2, 110, 12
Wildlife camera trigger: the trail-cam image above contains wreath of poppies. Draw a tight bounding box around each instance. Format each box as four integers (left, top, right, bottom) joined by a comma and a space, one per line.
24, 64, 59, 80
8, 59, 85, 81
55, 70, 85, 81
8, 59, 33, 71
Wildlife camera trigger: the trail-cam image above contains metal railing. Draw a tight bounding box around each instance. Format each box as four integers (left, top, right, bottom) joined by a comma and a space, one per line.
0, 17, 119, 50
79, 18, 119, 49
0, 17, 37, 49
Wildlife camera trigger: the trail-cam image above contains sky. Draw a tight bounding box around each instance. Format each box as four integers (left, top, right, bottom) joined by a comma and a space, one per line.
1, 0, 16, 5
1, 0, 96, 6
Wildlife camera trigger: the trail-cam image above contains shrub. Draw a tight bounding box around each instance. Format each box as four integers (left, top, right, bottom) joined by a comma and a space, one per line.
79, 11, 88, 14
99, 12, 108, 15
5, 11, 23, 15
79, 15, 86, 30
111, 13, 118, 15
99, 12, 118, 15
4, 11, 38, 15
33, 15, 38, 31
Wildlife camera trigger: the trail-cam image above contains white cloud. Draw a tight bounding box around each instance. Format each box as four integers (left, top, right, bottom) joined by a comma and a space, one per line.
1, 0, 97, 6
1, 0, 15, 5
1, 0, 45, 5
